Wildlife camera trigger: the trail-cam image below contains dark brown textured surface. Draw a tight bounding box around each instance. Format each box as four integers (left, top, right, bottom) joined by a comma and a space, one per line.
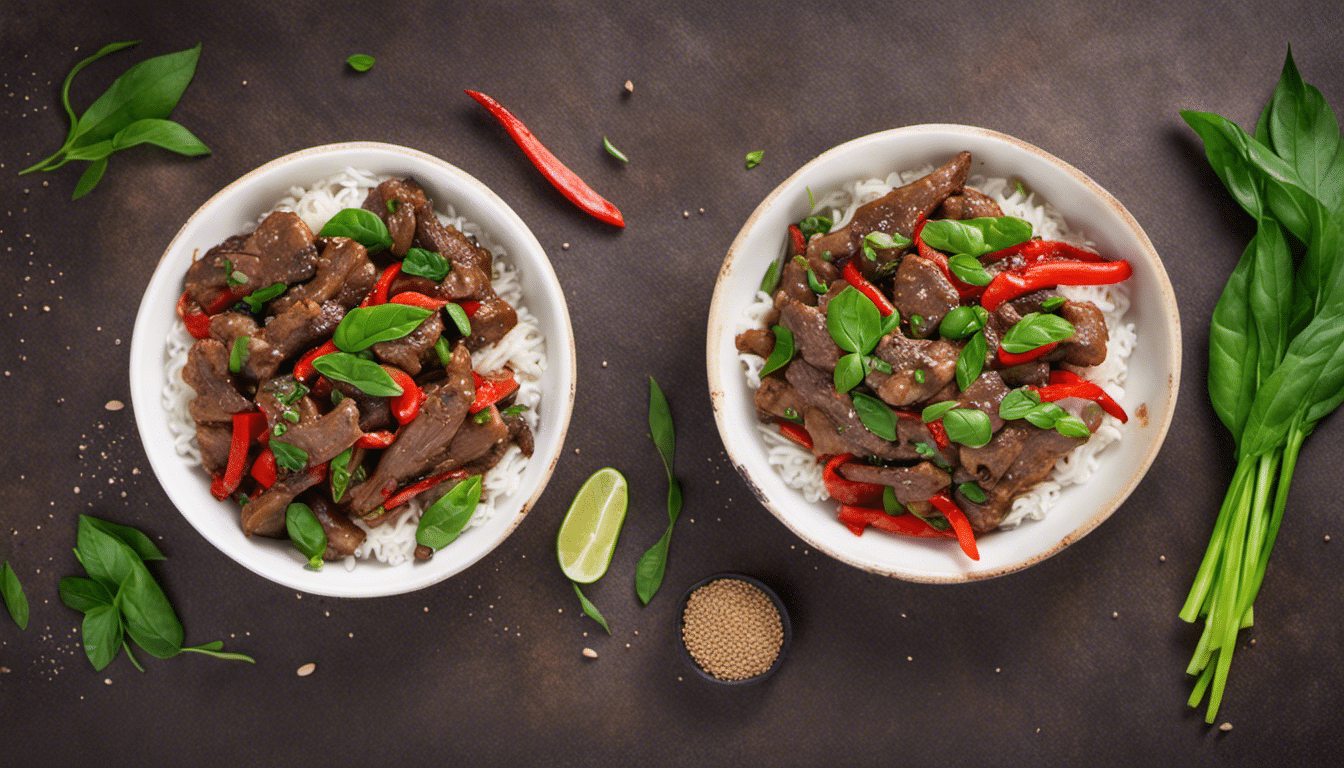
2, 1, 1342, 765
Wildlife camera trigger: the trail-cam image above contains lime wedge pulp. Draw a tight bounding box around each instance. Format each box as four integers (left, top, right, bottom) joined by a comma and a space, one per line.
557, 468, 629, 583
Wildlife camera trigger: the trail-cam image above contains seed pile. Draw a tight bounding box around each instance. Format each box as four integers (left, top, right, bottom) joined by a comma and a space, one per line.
681, 578, 783, 681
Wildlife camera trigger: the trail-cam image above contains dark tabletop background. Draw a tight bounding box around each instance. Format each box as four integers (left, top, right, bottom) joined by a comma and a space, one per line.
2, 0, 1342, 765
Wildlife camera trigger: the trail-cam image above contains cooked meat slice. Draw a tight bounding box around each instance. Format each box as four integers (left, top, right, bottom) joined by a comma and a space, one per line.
503, 409, 534, 458
1007, 289, 1058, 315
272, 238, 374, 312
441, 263, 494, 302
806, 152, 971, 267
414, 203, 492, 275
465, 297, 517, 350
779, 298, 841, 372
373, 312, 443, 375
999, 362, 1051, 388
893, 255, 960, 339
956, 424, 1088, 533
183, 339, 255, 423
303, 494, 366, 559
423, 405, 511, 477
1055, 300, 1109, 366
208, 212, 319, 301
785, 360, 901, 459
241, 300, 345, 381
956, 371, 1011, 433
241, 467, 324, 538
208, 312, 259, 348
936, 187, 1003, 220
270, 399, 363, 469
982, 302, 1023, 366
893, 414, 957, 463
254, 376, 317, 425
866, 332, 958, 406
345, 343, 475, 514
802, 407, 851, 457
735, 328, 775, 359
838, 461, 951, 505
776, 257, 816, 306
362, 179, 429, 257
329, 378, 394, 432
754, 376, 806, 422
196, 423, 233, 476
958, 424, 1030, 488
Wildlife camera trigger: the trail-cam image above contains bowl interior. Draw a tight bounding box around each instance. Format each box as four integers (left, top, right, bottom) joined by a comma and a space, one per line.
707, 125, 1180, 582
129, 142, 576, 597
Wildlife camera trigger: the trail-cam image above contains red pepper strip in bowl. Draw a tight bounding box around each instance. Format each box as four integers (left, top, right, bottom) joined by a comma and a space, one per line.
841, 259, 896, 316
293, 340, 339, 384
460, 300, 481, 317
465, 90, 625, 228
363, 263, 402, 307
836, 505, 956, 539
997, 341, 1058, 367
1034, 369, 1128, 423
895, 408, 949, 450
210, 411, 269, 500
980, 259, 1132, 311
382, 469, 469, 512
470, 370, 519, 414
778, 421, 813, 450
787, 224, 806, 257
356, 430, 397, 449
177, 291, 214, 340
391, 291, 448, 311
204, 289, 239, 315
913, 220, 985, 301
387, 368, 423, 425
822, 454, 884, 507
250, 448, 277, 489
929, 491, 980, 561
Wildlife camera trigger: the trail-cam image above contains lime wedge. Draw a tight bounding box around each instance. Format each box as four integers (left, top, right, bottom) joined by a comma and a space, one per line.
557, 468, 629, 583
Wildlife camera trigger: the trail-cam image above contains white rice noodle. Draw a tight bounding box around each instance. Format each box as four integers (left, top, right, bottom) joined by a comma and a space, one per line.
737, 168, 1135, 530
162, 168, 546, 567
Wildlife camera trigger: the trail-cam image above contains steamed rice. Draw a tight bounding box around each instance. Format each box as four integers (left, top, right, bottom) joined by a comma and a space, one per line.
164, 168, 546, 567
737, 167, 1135, 529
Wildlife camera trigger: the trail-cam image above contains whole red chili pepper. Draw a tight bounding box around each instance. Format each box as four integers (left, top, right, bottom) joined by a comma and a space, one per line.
177, 290, 213, 340
777, 421, 813, 449
841, 259, 897, 317
997, 341, 1058, 367
390, 291, 448, 311
836, 505, 956, 539
293, 340, 339, 384
381, 469, 469, 512
250, 448, 277, 489
387, 368, 423, 425
210, 411, 268, 500
822, 454, 884, 507
981, 259, 1132, 311
355, 430, 397, 449
364, 263, 402, 307
1034, 369, 1128, 423
465, 90, 625, 228
470, 370, 519, 414
930, 491, 980, 561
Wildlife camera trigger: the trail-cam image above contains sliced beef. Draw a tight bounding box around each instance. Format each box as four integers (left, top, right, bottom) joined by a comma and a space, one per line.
503, 409, 534, 458
240, 300, 345, 382
208, 312, 259, 348
779, 298, 841, 372
183, 339, 255, 423
303, 494, 366, 559
269, 398, 363, 469
936, 187, 1003, 220
373, 312, 443, 375
424, 405, 511, 476
955, 371, 1011, 433
196, 423, 233, 476
956, 424, 1088, 532
362, 179, 430, 257
776, 257, 816, 306
982, 302, 1023, 367
838, 461, 951, 505
735, 328, 775, 359
958, 424, 1030, 488
999, 362, 1051, 388
465, 297, 517, 350
414, 204, 492, 275
240, 467, 324, 538
754, 376, 806, 422
1007, 289, 1058, 316
892, 255, 960, 338
329, 378, 394, 432
866, 332, 958, 406
272, 238, 374, 312
1055, 300, 1109, 366
785, 360, 901, 459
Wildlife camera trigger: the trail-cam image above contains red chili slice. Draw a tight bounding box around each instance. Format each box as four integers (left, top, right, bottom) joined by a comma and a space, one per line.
981, 259, 1132, 311
390, 291, 448, 310
777, 421, 813, 449
364, 263, 402, 307
787, 224, 806, 257
382, 469, 469, 511
293, 340, 339, 384
250, 448, 277, 489
929, 491, 980, 561
470, 370, 519, 414
177, 291, 214, 340
355, 430, 396, 449
822, 454, 884, 507
836, 505, 956, 539
1034, 369, 1128, 423
387, 368, 423, 425
997, 341, 1058, 367
841, 259, 896, 317
210, 411, 268, 500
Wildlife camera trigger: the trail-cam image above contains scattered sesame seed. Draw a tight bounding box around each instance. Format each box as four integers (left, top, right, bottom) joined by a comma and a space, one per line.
296, 663, 316, 677
561, 242, 570, 250
104, 678, 112, 685
682, 210, 690, 218
582, 647, 597, 658
1219, 722, 1233, 732
1159, 555, 1166, 562
623, 80, 634, 94
1112, 611, 1119, 619
104, 400, 124, 411
1325, 535, 1331, 542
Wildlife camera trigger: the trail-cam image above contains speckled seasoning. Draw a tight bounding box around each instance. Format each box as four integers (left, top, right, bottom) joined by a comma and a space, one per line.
681, 578, 783, 681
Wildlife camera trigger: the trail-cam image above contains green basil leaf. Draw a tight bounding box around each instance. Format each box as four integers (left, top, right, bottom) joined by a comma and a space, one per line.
285, 503, 327, 569
957, 331, 987, 391
270, 440, 308, 472
942, 408, 992, 448
81, 604, 123, 670
852, 392, 897, 441
958, 481, 987, 503
330, 448, 357, 504
242, 282, 286, 312
345, 54, 375, 72
939, 305, 987, 339
59, 576, 114, 613
1265, 50, 1344, 214
228, 335, 250, 374
947, 253, 993, 286
402, 247, 451, 281
922, 401, 957, 422
759, 325, 795, 377
745, 150, 764, 169
333, 303, 433, 351
759, 258, 782, 294
59, 41, 142, 145
1041, 296, 1067, 312
445, 303, 472, 336
416, 475, 483, 551
826, 286, 881, 354
76, 516, 141, 587
919, 216, 1033, 257
1055, 414, 1092, 439
572, 582, 610, 634
833, 352, 866, 393
311, 352, 403, 396
119, 565, 184, 659
881, 486, 906, 516
647, 377, 676, 481
81, 517, 166, 561
879, 310, 901, 337
638, 380, 682, 605
864, 230, 913, 251
72, 157, 109, 200
111, 118, 209, 156
71, 44, 203, 149
603, 136, 628, 163
798, 215, 833, 239
998, 388, 1043, 420
318, 208, 393, 253
1024, 402, 1067, 429
635, 525, 673, 606
1, 562, 28, 630
63, 140, 116, 162
1000, 312, 1076, 353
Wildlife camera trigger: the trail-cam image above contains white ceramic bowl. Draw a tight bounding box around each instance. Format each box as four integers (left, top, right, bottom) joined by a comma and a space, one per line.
707, 125, 1180, 582
130, 142, 576, 597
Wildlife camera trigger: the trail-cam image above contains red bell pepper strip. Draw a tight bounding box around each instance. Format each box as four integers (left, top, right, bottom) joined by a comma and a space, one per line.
997, 341, 1058, 367
787, 224, 806, 257
895, 408, 949, 450
930, 491, 980, 561
250, 448, 277, 489
177, 291, 214, 340
460, 300, 481, 317
391, 291, 448, 310
777, 421, 813, 449
981, 259, 1132, 311
356, 430, 397, 449
822, 454, 884, 507
1034, 369, 1128, 423
387, 368, 423, 425
204, 289, 239, 315
382, 469, 469, 511
841, 259, 896, 317
294, 340, 339, 384
210, 411, 268, 500
363, 263, 402, 307
465, 90, 625, 228
469, 370, 519, 413
837, 504, 957, 539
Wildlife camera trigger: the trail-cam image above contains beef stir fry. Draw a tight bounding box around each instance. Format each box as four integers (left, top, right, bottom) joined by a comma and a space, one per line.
738, 152, 1132, 560
177, 177, 534, 564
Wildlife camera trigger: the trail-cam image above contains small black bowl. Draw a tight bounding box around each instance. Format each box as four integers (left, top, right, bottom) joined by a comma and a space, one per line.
676, 572, 792, 685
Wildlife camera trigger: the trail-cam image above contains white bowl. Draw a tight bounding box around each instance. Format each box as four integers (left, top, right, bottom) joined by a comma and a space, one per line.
130, 142, 576, 597
706, 125, 1180, 582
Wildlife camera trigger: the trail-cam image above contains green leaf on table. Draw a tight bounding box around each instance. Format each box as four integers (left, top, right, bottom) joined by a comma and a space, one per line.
69, 43, 202, 149
81, 517, 165, 561
1, 562, 28, 630
59, 576, 115, 613
603, 136, 628, 163
648, 377, 675, 479
745, 150, 763, 169
82, 604, 124, 670
345, 54, 375, 72
416, 475, 483, 551
118, 564, 184, 659
636, 378, 682, 605
572, 582, 610, 634
72, 157, 108, 200
111, 118, 210, 156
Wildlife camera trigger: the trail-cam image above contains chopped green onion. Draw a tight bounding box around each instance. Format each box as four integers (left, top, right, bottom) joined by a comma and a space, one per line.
603, 137, 628, 163
745, 150, 763, 169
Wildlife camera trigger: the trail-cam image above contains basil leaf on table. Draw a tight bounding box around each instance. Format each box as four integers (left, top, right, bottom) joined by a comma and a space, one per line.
76, 515, 142, 588
118, 563, 184, 659
319, 208, 393, 253
312, 352, 404, 396
80, 516, 166, 561
745, 150, 764, 169
956, 330, 987, 391
416, 475, 483, 551
402, 247, 451, 281
852, 392, 897, 441
1, 562, 28, 630
59, 576, 115, 613
572, 582, 610, 634
81, 604, 124, 671
72, 157, 108, 200
111, 118, 210, 156
942, 408, 992, 448
333, 303, 433, 351
270, 440, 308, 472
603, 137, 629, 163
1000, 313, 1076, 353
635, 377, 682, 605
285, 503, 327, 569
345, 54, 375, 72
759, 325, 795, 377
919, 216, 1033, 257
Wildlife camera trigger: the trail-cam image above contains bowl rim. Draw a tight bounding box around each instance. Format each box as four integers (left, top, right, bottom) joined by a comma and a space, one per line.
128, 141, 577, 597
676, 572, 792, 685
706, 124, 1181, 583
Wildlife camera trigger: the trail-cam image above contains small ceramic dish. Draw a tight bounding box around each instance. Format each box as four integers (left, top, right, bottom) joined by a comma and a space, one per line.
676, 573, 792, 685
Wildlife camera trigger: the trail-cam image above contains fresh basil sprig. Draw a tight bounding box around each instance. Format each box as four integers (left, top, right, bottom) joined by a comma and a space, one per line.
760, 258, 783, 294
318, 208, 393, 253
825, 286, 895, 392
919, 216, 1033, 257
998, 387, 1043, 420
312, 352, 403, 396
759, 325, 795, 377
852, 392, 898, 441
998, 387, 1092, 439
416, 475, 483, 552
1000, 312, 1076, 353
333, 303, 434, 351
1, 561, 28, 630
285, 503, 327, 570
941, 408, 992, 447
603, 137, 629, 163
573, 583, 610, 633
939, 305, 989, 339
402, 247, 451, 281
269, 440, 308, 472
947, 253, 994, 286
956, 331, 988, 390
745, 150, 764, 169
922, 401, 957, 422
635, 378, 681, 605
20, 42, 209, 199
329, 448, 364, 504
1041, 296, 1067, 312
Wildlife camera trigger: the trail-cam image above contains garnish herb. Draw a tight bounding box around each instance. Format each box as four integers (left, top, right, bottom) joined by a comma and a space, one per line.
333, 303, 433, 351
958, 481, 987, 503
1, 561, 28, 630
432, 337, 454, 367
603, 137, 629, 163
635, 377, 681, 604
386, 199, 399, 215
798, 215, 833, 239
941, 408, 992, 448
1177, 49, 1344, 722
806, 268, 827, 294
1053, 414, 1091, 438
228, 336, 250, 374
311, 352, 403, 396
999, 312, 1075, 353
918, 216, 1033, 257
1022, 401, 1068, 429
473, 410, 491, 425
269, 440, 308, 472
345, 54, 375, 72
759, 325, 795, 377
998, 387, 1043, 420
329, 448, 358, 503
759, 258, 782, 294
445, 303, 472, 337
317, 208, 393, 253
825, 286, 887, 393
503, 404, 528, 417
573, 582, 610, 633
1041, 295, 1067, 311
881, 486, 906, 516
745, 150, 764, 169
20, 42, 209, 199
852, 392, 898, 441
947, 253, 994, 286
241, 282, 286, 313
864, 230, 913, 251
956, 331, 987, 390
939, 305, 989, 339
416, 475, 483, 551
913, 369, 926, 384
401, 247, 451, 281
284, 503, 327, 570
921, 401, 957, 422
